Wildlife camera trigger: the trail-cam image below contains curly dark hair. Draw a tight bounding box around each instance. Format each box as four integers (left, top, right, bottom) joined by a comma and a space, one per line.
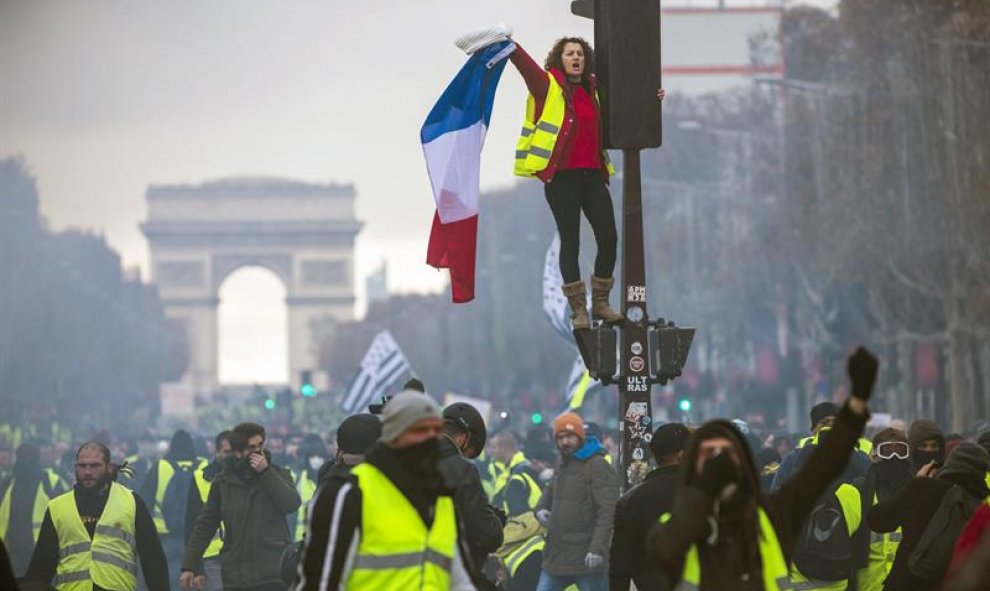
544, 37, 595, 85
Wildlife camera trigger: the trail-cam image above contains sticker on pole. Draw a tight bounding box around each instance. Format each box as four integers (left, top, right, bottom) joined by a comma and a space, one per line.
627, 285, 646, 302
631, 341, 643, 355
629, 356, 645, 372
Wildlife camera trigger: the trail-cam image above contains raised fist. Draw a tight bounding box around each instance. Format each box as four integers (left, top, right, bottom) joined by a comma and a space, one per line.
847, 347, 879, 401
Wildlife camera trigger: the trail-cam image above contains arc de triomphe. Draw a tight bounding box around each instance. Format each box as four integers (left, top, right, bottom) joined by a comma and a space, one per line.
141, 177, 362, 395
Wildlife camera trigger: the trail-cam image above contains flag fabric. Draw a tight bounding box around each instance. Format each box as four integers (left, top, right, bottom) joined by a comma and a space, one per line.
340, 330, 411, 413
542, 233, 573, 340
564, 354, 602, 411
423, 40, 516, 303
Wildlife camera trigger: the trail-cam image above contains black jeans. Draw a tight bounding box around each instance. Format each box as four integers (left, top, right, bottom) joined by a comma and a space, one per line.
544, 169, 618, 284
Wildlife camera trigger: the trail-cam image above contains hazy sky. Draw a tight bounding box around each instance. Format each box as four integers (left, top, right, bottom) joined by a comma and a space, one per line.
0, 0, 829, 382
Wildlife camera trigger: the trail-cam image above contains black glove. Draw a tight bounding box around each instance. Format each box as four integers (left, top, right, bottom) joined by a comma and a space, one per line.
492, 505, 507, 527
847, 346, 878, 401
696, 452, 739, 499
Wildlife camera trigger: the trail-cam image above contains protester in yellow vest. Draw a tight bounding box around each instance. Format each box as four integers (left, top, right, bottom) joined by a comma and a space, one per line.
504, 32, 663, 329
21, 441, 169, 591
291, 434, 329, 541
296, 390, 481, 590
650, 347, 878, 590
853, 428, 911, 591
490, 430, 542, 517
186, 430, 231, 591
0, 443, 69, 575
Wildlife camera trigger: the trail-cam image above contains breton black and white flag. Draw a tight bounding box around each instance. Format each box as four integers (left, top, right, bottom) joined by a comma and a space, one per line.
340, 330, 411, 413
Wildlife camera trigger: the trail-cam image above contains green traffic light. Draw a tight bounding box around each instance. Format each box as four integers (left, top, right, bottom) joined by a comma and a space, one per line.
264, 399, 276, 410
678, 398, 692, 412
301, 383, 317, 397
531, 412, 543, 425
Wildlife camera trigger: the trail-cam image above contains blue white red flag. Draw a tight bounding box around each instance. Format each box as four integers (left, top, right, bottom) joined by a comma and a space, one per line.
423, 40, 515, 303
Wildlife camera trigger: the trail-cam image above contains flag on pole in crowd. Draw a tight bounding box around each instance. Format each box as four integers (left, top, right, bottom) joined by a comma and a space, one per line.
341, 330, 412, 413
423, 40, 516, 303
542, 233, 574, 341
564, 354, 602, 410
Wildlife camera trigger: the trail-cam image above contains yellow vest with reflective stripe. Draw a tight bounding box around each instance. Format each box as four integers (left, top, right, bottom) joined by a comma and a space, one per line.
663, 507, 792, 591
0, 477, 51, 542
503, 471, 542, 514
49, 482, 138, 591
193, 468, 223, 558
514, 73, 615, 178
294, 470, 318, 541
789, 483, 862, 591
347, 462, 457, 590
856, 493, 900, 591
798, 432, 872, 455
152, 458, 205, 534
503, 534, 545, 577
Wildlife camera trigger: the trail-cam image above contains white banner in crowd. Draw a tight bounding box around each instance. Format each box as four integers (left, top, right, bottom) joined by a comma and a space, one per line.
341, 330, 411, 413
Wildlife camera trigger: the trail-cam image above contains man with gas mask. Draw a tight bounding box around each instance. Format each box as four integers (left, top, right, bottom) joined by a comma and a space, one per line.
650, 347, 878, 591
180, 423, 300, 591
439, 402, 505, 575
294, 390, 481, 590
23, 441, 170, 591
853, 428, 911, 591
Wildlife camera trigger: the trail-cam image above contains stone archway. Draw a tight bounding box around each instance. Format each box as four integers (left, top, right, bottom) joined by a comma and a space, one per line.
141, 177, 362, 396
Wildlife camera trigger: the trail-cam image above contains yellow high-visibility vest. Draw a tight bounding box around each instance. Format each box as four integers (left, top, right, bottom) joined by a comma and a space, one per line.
790, 483, 862, 591
856, 492, 901, 591
0, 477, 50, 541
346, 463, 457, 590
295, 470, 318, 541
49, 482, 138, 591
151, 458, 205, 534
514, 73, 614, 179
504, 534, 544, 577
193, 468, 223, 559
661, 507, 791, 590
798, 431, 872, 454
503, 471, 542, 514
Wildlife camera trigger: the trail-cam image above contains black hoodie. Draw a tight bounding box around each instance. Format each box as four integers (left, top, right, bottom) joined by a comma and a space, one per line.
650, 402, 868, 591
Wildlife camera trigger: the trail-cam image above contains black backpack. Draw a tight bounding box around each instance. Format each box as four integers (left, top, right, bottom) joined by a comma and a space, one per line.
161, 460, 197, 534
792, 483, 854, 582
908, 484, 981, 581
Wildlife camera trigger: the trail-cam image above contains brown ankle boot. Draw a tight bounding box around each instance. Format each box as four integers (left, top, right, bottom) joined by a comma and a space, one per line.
590, 275, 624, 322
561, 280, 591, 330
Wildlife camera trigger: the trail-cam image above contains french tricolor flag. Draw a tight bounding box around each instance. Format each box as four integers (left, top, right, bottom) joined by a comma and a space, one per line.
422, 40, 515, 303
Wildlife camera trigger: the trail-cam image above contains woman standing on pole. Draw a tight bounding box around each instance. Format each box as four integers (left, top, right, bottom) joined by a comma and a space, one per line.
508, 36, 664, 329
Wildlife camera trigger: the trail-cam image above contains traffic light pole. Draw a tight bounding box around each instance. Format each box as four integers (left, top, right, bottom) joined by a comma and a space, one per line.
617, 149, 654, 489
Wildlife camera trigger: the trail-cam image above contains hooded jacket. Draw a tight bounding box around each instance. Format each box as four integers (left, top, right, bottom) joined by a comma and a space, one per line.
650, 402, 868, 591
610, 464, 681, 591
869, 441, 990, 591
538, 437, 618, 576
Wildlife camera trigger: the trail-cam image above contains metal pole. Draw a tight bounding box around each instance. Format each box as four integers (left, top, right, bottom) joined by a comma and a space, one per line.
618, 149, 653, 491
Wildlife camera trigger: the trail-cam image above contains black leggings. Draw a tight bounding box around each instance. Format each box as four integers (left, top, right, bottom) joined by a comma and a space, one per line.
544, 169, 618, 284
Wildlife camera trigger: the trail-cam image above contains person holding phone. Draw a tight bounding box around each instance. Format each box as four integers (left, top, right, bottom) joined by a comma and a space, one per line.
180, 423, 300, 591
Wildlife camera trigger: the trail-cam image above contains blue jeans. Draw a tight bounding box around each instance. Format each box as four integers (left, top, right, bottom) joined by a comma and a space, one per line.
535, 571, 607, 591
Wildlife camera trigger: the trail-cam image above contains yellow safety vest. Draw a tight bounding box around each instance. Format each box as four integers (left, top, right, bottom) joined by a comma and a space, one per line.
661, 507, 792, 590
49, 482, 138, 591
503, 471, 542, 514
193, 468, 223, 559
798, 432, 872, 455
346, 463, 457, 590
789, 483, 862, 591
295, 470, 318, 541
513, 73, 615, 179
856, 493, 901, 591
0, 477, 51, 541
152, 458, 205, 534
504, 534, 545, 577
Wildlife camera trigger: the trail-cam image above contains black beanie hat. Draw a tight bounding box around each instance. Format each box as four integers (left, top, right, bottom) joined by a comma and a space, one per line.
810, 402, 839, 429
336, 414, 382, 455
650, 423, 689, 459
939, 441, 990, 481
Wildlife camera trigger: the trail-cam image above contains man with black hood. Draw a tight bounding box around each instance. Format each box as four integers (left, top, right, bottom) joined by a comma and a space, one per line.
0, 443, 68, 574
180, 422, 300, 591
294, 390, 481, 590
907, 419, 945, 474
610, 422, 689, 591
650, 346, 878, 590
869, 441, 990, 591
853, 427, 912, 591
317, 414, 381, 483
139, 429, 205, 583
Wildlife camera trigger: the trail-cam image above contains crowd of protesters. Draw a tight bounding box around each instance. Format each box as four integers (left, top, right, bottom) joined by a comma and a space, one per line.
3, 349, 990, 590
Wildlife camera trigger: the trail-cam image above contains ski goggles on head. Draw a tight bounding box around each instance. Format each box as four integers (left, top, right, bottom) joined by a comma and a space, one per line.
876, 441, 909, 460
